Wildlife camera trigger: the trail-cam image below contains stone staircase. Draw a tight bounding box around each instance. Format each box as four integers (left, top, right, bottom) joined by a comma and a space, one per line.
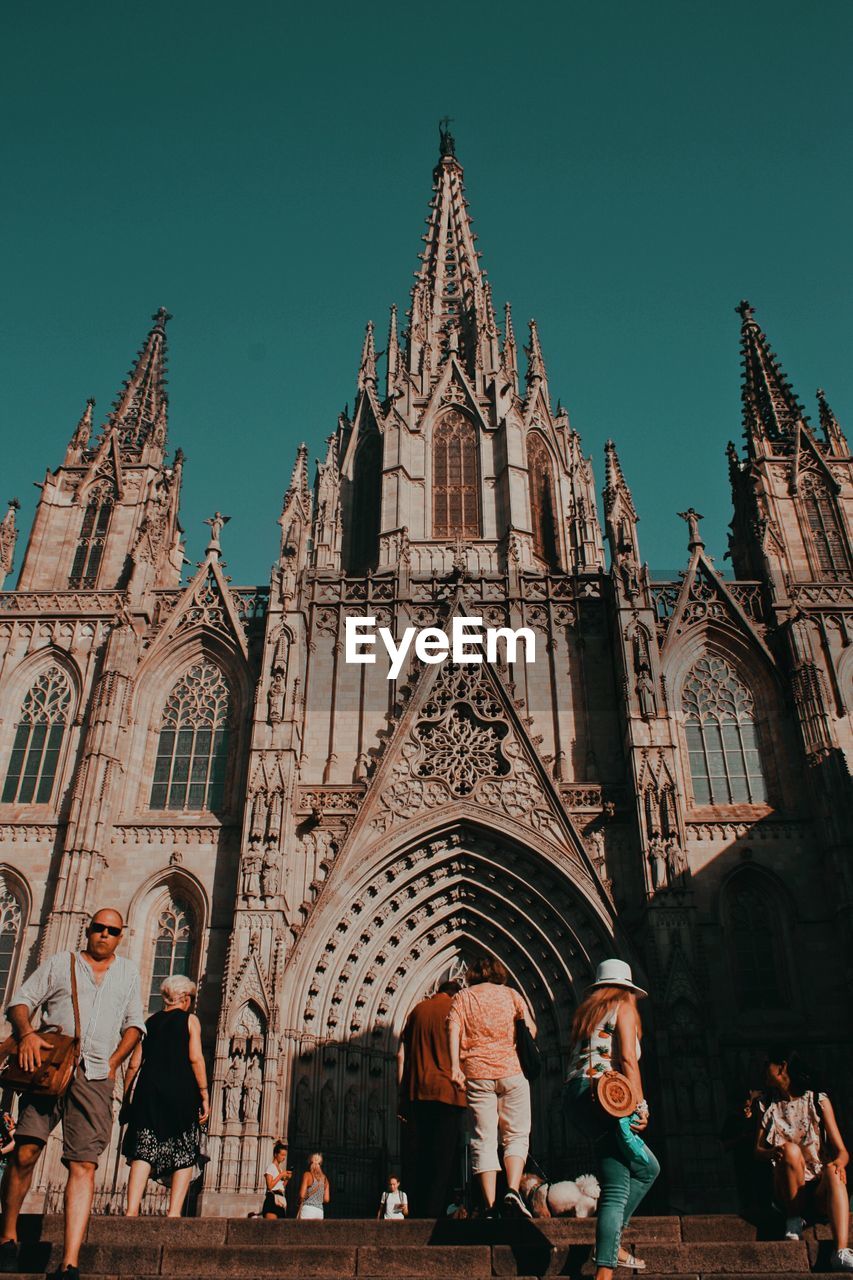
12, 1212, 847, 1278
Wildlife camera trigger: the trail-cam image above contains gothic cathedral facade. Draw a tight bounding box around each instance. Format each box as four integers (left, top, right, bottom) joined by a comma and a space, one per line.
0, 135, 851, 1215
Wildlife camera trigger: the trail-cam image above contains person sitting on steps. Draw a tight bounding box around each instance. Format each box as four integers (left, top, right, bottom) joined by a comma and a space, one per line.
756, 1048, 851, 1271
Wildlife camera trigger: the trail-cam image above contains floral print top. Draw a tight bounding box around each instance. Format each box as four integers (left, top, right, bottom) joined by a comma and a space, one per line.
566, 1005, 640, 1083
760, 1091, 828, 1182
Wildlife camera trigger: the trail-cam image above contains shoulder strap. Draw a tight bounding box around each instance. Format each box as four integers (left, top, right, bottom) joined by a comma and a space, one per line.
70, 953, 82, 1048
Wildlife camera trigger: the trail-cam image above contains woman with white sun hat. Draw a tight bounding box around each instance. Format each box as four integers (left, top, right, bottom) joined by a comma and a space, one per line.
564, 959, 660, 1280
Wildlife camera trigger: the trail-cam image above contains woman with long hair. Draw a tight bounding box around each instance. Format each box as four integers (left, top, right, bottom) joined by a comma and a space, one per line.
296, 1151, 330, 1219
756, 1048, 850, 1270
447, 956, 536, 1218
564, 959, 659, 1278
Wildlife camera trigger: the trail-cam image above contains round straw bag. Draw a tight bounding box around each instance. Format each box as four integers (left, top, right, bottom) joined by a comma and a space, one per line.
594, 1070, 637, 1117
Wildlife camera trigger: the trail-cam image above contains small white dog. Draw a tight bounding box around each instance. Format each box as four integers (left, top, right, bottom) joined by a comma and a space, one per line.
519, 1172, 601, 1218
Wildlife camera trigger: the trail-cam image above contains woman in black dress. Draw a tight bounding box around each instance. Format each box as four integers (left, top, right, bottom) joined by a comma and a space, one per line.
122, 975, 210, 1216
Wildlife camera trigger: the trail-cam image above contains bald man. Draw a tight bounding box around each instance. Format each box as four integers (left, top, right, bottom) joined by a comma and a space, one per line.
0, 908, 144, 1280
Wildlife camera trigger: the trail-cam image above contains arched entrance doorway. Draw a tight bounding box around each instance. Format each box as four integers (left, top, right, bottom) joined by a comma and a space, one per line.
279, 821, 617, 1214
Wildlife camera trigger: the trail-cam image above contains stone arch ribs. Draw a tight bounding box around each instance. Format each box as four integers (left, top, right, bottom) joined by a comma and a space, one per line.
282, 824, 617, 1067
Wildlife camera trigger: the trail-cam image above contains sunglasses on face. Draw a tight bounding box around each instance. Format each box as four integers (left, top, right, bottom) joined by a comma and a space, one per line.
89, 923, 122, 937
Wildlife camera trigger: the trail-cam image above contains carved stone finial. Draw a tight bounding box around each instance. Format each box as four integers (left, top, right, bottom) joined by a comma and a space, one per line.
204, 511, 230, 555
677, 507, 705, 551
735, 299, 755, 322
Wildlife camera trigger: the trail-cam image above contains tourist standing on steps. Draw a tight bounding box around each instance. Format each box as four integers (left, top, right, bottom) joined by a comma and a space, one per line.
564, 959, 660, 1280
296, 1151, 330, 1219
376, 1174, 408, 1219
0, 909, 145, 1280
261, 1140, 292, 1218
447, 957, 536, 1219
397, 979, 466, 1217
756, 1048, 851, 1271
122, 975, 210, 1218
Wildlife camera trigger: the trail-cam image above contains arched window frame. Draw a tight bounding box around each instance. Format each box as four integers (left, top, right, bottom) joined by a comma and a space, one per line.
0, 870, 29, 1008
721, 867, 793, 1012
69, 481, 114, 589
2, 665, 74, 806
526, 431, 560, 569
681, 654, 769, 807
798, 468, 850, 581
149, 660, 231, 813
145, 893, 198, 1014
432, 410, 481, 540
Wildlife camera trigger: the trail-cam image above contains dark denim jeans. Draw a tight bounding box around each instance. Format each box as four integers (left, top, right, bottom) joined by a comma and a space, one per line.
564, 1078, 660, 1268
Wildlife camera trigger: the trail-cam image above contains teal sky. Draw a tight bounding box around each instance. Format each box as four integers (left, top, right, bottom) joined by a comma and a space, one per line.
2, 0, 851, 584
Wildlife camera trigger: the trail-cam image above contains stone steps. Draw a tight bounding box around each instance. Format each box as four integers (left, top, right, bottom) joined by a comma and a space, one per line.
12, 1213, 847, 1277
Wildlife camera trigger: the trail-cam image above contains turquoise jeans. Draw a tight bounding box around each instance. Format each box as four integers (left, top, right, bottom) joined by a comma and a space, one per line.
564, 1078, 660, 1268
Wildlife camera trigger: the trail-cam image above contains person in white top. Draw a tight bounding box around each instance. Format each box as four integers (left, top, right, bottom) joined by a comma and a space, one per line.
262, 1141, 292, 1218
377, 1175, 408, 1219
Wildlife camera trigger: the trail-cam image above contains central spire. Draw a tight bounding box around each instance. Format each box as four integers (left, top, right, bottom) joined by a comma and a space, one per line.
405, 126, 496, 388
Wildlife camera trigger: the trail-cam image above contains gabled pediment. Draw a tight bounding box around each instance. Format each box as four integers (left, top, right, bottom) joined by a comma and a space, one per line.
80, 433, 125, 501
147, 552, 249, 660
791, 422, 840, 494
417, 357, 492, 435
308, 589, 612, 912
661, 549, 775, 665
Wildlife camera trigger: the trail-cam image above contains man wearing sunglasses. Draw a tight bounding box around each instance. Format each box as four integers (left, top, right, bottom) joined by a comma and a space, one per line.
0, 908, 144, 1280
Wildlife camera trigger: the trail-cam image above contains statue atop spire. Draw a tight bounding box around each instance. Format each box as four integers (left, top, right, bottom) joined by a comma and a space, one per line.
438, 116, 456, 159
678, 507, 705, 551
204, 511, 230, 558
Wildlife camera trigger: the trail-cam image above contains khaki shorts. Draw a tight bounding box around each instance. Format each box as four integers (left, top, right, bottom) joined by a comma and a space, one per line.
466, 1072, 531, 1175
15, 1070, 115, 1166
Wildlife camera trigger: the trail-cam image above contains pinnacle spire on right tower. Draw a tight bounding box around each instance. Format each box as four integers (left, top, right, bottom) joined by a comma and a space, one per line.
737, 299, 807, 449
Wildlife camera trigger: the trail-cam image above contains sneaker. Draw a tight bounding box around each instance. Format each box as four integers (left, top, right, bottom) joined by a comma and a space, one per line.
484, 1204, 501, 1220
502, 1187, 533, 1219
47, 1267, 80, 1280
784, 1215, 805, 1241
0, 1240, 17, 1274
832, 1248, 853, 1271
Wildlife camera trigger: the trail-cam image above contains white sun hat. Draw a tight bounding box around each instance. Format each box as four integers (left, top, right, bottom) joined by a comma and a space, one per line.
588, 958, 647, 997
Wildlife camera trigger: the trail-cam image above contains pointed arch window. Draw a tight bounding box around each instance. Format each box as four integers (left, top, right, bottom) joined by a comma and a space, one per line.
527, 432, 560, 568
349, 432, 382, 573
799, 470, 849, 580
147, 897, 196, 1012
723, 872, 788, 1009
433, 411, 480, 539
682, 656, 767, 805
69, 484, 113, 588
0, 879, 23, 1006
2, 666, 72, 805
149, 662, 230, 811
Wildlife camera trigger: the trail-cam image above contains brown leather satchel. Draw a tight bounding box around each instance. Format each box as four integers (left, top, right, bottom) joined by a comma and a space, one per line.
594, 1069, 637, 1118
0, 953, 81, 1097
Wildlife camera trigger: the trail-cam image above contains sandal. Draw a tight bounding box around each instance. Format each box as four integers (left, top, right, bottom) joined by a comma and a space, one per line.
618, 1253, 646, 1271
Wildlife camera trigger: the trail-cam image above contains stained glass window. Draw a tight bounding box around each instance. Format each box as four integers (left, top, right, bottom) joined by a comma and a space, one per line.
682, 656, 767, 805
0, 880, 23, 1005
69, 488, 113, 588
433, 411, 480, 539
800, 470, 848, 579
2, 667, 72, 804
527, 432, 559, 568
147, 897, 195, 1012
149, 662, 230, 811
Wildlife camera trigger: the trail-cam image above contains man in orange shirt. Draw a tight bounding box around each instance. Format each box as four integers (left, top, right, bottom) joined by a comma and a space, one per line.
397, 981, 466, 1217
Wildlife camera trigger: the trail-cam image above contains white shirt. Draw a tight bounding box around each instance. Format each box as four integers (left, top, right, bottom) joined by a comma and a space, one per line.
265, 1162, 287, 1206
380, 1189, 407, 1218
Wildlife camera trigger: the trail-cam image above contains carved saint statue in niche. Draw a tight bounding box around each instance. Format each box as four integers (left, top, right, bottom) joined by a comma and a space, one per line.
242, 1055, 263, 1121
648, 837, 668, 891
367, 1090, 383, 1148
267, 671, 285, 723
241, 849, 262, 899
320, 1080, 336, 1143
344, 1086, 359, 1146
294, 1076, 312, 1141
261, 847, 280, 899
223, 1056, 245, 1122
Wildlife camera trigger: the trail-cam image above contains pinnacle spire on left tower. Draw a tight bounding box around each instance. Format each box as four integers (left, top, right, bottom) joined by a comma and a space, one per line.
16, 310, 184, 595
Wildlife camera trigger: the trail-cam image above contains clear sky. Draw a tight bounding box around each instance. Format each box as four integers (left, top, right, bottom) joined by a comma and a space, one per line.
2, 0, 851, 584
